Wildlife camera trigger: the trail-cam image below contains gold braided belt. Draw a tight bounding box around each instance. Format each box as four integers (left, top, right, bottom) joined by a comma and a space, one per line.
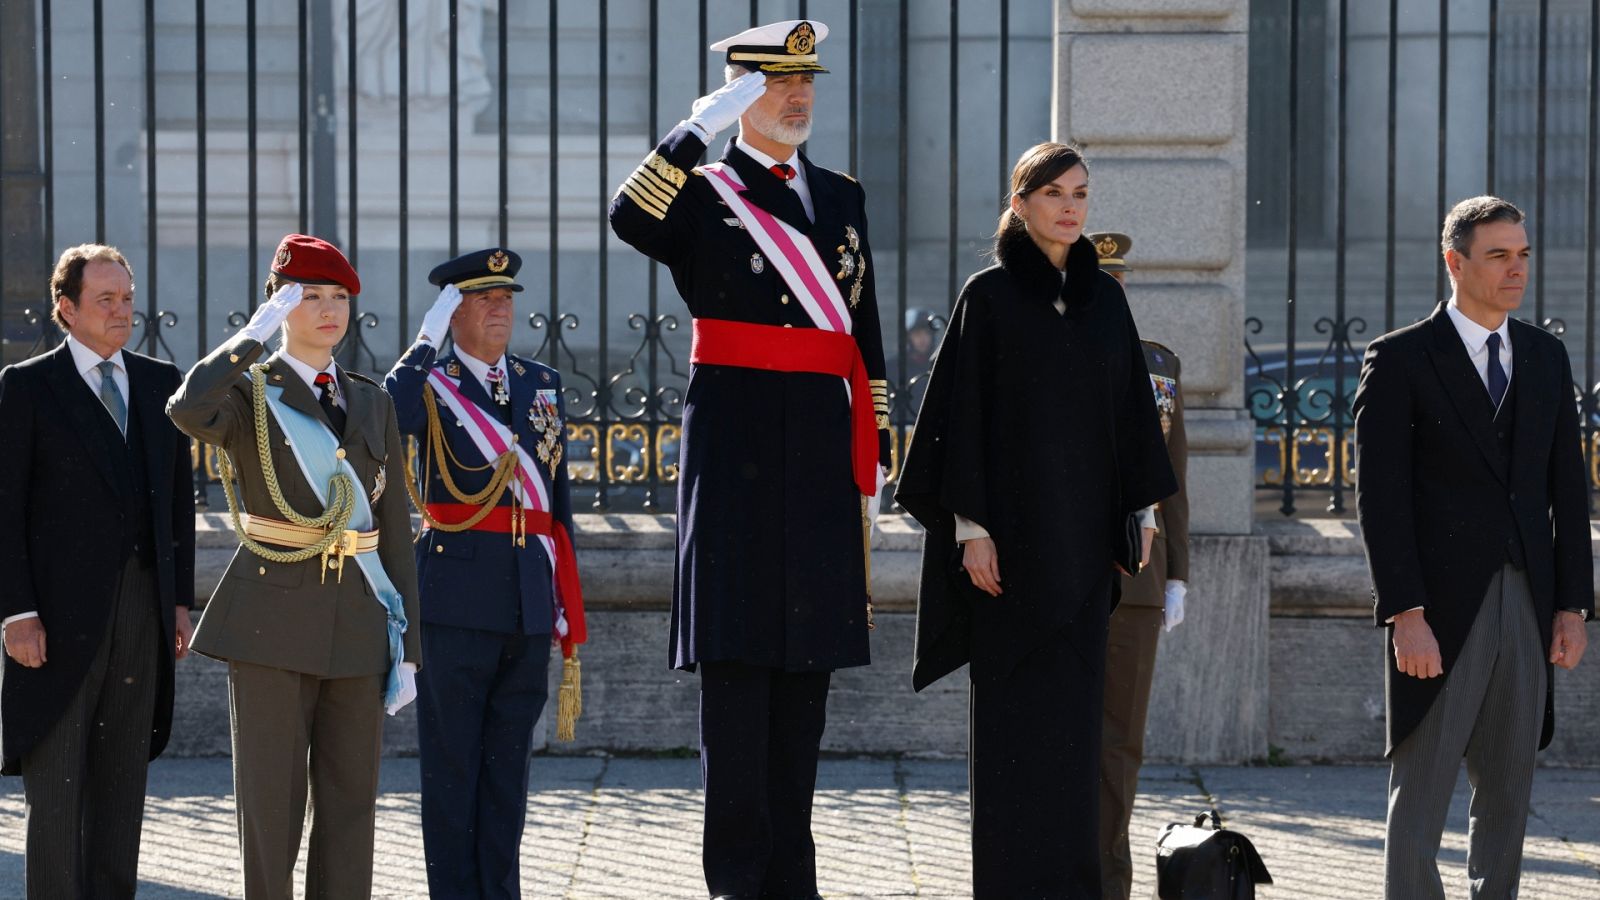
241, 514, 379, 557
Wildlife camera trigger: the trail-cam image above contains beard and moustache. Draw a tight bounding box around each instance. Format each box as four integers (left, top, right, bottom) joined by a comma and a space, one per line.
746, 101, 813, 145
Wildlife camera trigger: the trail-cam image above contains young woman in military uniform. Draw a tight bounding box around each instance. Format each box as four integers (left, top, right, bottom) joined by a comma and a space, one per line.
167, 234, 421, 900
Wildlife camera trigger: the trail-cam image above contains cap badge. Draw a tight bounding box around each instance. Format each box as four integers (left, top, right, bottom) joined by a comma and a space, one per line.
274, 247, 292, 268
1095, 235, 1119, 259
786, 22, 816, 55
487, 250, 510, 273
751, 253, 766, 275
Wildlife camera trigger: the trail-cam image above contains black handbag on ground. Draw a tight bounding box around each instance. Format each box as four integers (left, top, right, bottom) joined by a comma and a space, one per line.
1154, 810, 1273, 899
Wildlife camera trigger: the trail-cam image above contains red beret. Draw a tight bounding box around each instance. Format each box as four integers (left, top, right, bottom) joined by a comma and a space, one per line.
270, 234, 361, 295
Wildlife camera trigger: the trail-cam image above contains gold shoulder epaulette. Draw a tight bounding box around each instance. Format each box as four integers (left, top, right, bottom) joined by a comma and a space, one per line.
834, 170, 857, 183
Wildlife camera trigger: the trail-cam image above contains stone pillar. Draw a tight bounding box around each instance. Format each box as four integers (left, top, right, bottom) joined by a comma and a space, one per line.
1057, 0, 1268, 762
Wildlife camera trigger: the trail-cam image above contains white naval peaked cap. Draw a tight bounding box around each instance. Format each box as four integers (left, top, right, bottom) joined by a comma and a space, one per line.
710, 20, 830, 75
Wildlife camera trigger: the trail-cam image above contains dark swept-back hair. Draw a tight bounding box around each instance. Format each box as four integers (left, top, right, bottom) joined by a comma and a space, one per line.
50, 243, 134, 331
1441, 195, 1525, 257
994, 142, 1089, 241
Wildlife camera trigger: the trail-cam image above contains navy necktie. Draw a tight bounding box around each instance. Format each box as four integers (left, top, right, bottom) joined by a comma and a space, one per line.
1486, 332, 1508, 408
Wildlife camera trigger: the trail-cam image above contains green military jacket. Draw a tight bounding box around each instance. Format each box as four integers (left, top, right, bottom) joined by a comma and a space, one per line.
1120, 340, 1190, 607
167, 336, 422, 677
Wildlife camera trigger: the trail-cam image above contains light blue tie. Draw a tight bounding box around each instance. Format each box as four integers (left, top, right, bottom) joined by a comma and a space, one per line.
97, 360, 127, 435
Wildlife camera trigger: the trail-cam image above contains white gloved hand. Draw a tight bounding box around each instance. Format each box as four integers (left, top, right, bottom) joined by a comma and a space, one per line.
240, 281, 303, 344
686, 71, 768, 140
1164, 580, 1187, 633
386, 661, 419, 716
417, 284, 463, 347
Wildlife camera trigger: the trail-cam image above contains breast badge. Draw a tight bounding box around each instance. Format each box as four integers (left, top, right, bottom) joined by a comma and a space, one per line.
371, 464, 387, 504
530, 388, 565, 477
836, 225, 867, 307
751, 253, 766, 274
1150, 374, 1178, 438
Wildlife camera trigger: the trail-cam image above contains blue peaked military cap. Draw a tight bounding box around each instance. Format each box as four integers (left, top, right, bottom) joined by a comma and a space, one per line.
428, 248, 525, 293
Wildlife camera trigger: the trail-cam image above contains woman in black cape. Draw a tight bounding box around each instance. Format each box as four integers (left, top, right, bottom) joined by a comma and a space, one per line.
895, 143, 1177, 898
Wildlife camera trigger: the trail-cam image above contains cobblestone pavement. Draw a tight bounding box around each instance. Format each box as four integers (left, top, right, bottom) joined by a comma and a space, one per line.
1, 759, 1596, 898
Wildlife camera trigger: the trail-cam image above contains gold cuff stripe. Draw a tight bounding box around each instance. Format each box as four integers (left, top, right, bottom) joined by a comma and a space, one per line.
624, 177, 676, 212
628, 168, 679, 205
730, 51, 819, 64
643, 152, 687, 188
875, 413, 892, 429
619, 183, 668, 220
455, 275, 517, 292
633, 165, 680, 196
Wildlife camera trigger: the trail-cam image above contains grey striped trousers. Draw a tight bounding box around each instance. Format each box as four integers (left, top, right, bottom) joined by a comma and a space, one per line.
22, 555, 162, 900
1384, 563, 1547, 900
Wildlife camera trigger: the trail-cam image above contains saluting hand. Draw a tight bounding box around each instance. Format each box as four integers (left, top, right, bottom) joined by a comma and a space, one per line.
962, 537, 1002, 597
2, 617, 47, 668
1550, 610, 1589, 670
1391, 608, 1444, 679
417, 284, 463, 346
687, 71, 768, 139
239, 281, 304, 344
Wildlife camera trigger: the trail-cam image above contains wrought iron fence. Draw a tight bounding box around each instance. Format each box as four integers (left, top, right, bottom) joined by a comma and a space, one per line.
0, 0, 1051, 512
1246, 0, 1600, 515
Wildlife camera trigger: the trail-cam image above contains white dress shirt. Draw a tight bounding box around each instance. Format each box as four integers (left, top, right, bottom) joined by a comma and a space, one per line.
3, 336, 132, 630
736, 137, 815, 222
278, 353, 345, 410
456, 351, 510, 400
1445, 299, 1513, 402
65, 333, 130, 421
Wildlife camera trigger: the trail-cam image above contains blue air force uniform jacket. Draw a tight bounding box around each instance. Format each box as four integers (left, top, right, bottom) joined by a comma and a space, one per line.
609, 126, 893, 673
385, 344, 574, 637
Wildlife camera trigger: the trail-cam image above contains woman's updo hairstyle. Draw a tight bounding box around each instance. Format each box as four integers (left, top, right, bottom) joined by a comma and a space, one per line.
994, 142, 1088, 241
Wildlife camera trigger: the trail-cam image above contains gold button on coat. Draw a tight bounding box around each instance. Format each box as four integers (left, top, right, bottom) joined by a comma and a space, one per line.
258, 566, 266, 575
335, 448, 346, 460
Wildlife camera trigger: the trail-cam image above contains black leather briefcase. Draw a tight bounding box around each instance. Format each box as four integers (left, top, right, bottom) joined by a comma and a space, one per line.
1154, 811, 1273, 899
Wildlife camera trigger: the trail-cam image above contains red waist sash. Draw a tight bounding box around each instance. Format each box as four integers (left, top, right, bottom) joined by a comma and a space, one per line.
689, 318, 877, 497
423, 502, 586, 656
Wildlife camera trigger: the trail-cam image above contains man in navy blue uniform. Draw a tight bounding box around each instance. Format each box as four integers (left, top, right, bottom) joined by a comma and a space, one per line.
384, 248, 586, 900
609, 19, 891, 900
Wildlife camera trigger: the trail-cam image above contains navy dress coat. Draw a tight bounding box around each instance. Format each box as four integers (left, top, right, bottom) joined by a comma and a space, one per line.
386, 344, 574, 638
609, 125, 893, 673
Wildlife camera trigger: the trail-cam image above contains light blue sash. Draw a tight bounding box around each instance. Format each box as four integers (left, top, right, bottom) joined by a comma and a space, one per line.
262, 385, 408, 707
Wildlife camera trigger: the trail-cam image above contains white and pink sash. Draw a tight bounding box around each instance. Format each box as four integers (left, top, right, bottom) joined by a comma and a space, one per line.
424, 368, 571, 640
699, 161, 853, 336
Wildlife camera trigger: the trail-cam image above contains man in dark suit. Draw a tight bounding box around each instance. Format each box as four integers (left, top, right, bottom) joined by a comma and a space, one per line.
1354, 196, 1591, 899
385, 248, 586, 900
609, 18, 891, 900
0, 243, 196, 899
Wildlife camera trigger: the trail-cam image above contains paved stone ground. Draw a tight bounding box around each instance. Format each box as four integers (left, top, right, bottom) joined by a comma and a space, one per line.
1, 759, 1596, 898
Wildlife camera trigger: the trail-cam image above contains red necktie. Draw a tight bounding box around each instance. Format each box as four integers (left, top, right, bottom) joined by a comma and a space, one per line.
770, 164, 796, 182
313, 372, 347, 436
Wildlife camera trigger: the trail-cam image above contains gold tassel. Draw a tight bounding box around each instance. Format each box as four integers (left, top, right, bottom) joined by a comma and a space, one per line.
555, 652, 582, 742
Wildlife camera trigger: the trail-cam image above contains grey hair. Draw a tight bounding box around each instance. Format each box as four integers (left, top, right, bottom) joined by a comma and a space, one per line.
1441, 195, 1525, 257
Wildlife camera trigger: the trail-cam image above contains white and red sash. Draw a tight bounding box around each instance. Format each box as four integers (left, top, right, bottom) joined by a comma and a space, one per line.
699, 161, 853, 335
424, 367, 573, 642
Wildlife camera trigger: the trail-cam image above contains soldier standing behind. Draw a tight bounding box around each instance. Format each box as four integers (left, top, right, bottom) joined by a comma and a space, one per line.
609, 19, 891, 900
384, 249, 586, 900
1089, 232, 1192, 900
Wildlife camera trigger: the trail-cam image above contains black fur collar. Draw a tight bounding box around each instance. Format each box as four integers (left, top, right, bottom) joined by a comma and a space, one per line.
993, 225, 1101, 309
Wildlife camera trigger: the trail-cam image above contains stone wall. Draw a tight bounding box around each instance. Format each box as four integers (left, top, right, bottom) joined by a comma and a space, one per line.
168, 513, 1599, 765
